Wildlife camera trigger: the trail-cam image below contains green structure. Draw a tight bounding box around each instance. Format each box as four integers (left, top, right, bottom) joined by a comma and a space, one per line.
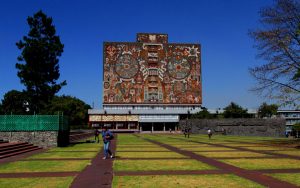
0, 114, 68, 131
0, 114, 69, 148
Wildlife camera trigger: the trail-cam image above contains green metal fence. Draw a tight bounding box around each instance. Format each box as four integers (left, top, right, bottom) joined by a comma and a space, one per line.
0, 114, 69, 131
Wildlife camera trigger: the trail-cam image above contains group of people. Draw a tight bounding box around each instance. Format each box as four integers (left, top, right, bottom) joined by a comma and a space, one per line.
183, 127, 213, 139
94, 126, 114, 160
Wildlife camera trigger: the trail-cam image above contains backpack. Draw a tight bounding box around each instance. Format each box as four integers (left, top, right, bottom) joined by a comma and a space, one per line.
105, 132, 114, 140
109, 133, 114, 140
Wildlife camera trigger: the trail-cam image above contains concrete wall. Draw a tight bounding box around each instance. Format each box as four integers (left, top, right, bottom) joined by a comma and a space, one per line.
0, 131, 65, 148
179, 118, 286, 137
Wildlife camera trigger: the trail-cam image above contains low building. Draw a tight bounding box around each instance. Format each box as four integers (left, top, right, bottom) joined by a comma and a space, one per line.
277, 110, 300, 133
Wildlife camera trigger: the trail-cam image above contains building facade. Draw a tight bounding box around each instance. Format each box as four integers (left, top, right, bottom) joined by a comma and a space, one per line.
88, 33, 202, 131
277, 110, 300, 133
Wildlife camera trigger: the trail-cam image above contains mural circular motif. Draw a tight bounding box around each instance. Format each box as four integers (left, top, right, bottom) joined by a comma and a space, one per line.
167, 57, 191, 80
115, 54, 139, 79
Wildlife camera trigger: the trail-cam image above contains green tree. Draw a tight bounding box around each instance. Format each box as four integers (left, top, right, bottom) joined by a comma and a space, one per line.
42, 95, 91, 127
258, 102, 278, 118
249, 0, 300, 106
223, 102, 249, 118
16, 10, 66, 113
1, 90, 29, 114
191, 108, 212, 119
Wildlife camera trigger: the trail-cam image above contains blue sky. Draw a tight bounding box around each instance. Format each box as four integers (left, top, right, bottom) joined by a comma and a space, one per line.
0, 0, 274, 109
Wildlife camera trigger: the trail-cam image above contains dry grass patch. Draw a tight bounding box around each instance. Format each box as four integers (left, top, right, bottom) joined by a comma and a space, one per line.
241, 146, 288, 151
194, 151, 269, 158
171, 144, 210, 147
117, 147, 170, 151
0, 160, 90, 173
182, 147, 236, 151
28, 151, 97, 159
267, 173, 300, 186
271, 150, 300, 157
116, 151, 187, 158
112, 174, 263, 188
114, 159, 215, 171
221, 143, 262, 147
221, 158, 300, 170
0, 177, 74, 188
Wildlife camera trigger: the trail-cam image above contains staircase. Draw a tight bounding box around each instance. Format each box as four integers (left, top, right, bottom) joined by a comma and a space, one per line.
0, 142, 42, 159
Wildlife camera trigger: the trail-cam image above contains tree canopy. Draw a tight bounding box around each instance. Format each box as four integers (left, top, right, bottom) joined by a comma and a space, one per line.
223, 102, 249, 118
191, 108, 213, 119
42, 95, 91, 126
1, 90, 29, 114
16, 10, 65, 113
249, 0, 300, 106
258, 102, 278, 118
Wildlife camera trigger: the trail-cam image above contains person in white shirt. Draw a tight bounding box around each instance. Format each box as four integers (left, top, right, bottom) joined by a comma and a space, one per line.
207, 129, 212, 139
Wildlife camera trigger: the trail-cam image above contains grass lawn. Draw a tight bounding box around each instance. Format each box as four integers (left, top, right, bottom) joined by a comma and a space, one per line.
220, 143, 262, 147
112, 174, 264, 188
240, 146, 290, 151
181, 147, 236, 151
27, 151, 98, 159
116, 151, 188, 158
114, 159, 216, 171
194, 151, 270, 158
0, 160, 90, 173
170, 144, 210, 147
220, 158, 300, 170
271, 150, 300, 157
0, 177, 74, 188
117, 135, 152, 145
50, 140, 102, 152
267, 173, 300, 186
116, 147, 170, 151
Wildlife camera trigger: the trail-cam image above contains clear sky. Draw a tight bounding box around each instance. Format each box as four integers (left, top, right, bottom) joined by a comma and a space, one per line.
0, 0, 274, 109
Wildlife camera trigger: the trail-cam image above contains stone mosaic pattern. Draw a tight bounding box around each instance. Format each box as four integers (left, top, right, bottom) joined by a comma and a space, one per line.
103, 33, 202, 104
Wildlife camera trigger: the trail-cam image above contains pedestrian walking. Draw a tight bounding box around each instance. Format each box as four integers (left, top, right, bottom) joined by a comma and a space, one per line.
207, 129, 212, 139
102, 125, 114, 159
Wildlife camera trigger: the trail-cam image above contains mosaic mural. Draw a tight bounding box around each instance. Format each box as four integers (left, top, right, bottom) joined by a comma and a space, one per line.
103, 33, 202, 104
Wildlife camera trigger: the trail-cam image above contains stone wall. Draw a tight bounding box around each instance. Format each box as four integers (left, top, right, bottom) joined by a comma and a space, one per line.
179, 118, 286, 137
0, 131, 59, 148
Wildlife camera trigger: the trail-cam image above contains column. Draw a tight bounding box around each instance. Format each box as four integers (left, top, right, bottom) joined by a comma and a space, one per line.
151, 122, 154, 132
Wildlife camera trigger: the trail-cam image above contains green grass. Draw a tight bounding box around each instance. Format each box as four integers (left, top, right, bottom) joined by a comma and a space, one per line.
116, 151, 187, 158
180, 147, 236, 151
194, 151, 269, 158
116, 147, 170, 151
28, 151, 98, 159
220, 158, 300, 170
0, 160, 90, 173
0, 177, 74, 188
268, 173, 300, 186
271, 150, 300, 157
112, 174, 264, 188
240, 146, 290, 151
114, 159, 216, 171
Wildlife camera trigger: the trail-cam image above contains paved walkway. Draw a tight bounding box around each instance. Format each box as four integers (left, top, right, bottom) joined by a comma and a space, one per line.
70, 136, 117, 188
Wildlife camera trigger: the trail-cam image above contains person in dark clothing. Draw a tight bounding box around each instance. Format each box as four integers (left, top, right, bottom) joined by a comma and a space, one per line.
102, 125, 114, 159
183, 127, 190, 138
94, 129, 100, 143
